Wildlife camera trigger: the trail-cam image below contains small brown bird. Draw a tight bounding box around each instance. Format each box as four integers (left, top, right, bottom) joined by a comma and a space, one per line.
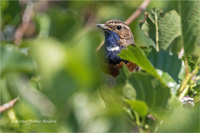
96, 20, 138, 77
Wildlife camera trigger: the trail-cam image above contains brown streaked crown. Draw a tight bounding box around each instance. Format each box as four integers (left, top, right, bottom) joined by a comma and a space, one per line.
104, 20, 134, 47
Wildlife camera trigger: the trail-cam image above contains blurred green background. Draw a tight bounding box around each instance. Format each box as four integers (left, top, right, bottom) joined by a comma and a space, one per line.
1, 0, 199, 132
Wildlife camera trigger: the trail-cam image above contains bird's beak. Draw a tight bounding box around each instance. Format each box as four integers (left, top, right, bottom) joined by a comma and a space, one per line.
96, 24, 109, 30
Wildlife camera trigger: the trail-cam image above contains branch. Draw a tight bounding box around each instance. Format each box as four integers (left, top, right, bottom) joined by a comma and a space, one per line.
14, 1, 34, 45
124, 0, 151, 25
0, 97, 19, 113
96, 0, 151, 51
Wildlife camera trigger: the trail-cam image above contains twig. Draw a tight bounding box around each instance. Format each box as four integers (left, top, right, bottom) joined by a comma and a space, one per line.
14, 1, 34, 45
96, 41, 104, 52
0, 97, 19, 113
125, 0, 151, 25
96, 0, 151, 51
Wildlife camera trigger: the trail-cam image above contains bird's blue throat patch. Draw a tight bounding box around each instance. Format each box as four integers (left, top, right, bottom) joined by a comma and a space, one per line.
103, 30, 127, 65
104, 30, 120, 48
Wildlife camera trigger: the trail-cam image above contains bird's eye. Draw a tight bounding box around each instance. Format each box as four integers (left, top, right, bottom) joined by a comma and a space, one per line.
116, 25, 122, 30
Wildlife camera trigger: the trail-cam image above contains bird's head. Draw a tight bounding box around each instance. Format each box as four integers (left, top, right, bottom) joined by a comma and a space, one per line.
96, 20, 134, 48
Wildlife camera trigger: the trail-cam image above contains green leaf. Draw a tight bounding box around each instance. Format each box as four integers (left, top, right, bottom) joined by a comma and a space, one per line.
148, 49, 182, 82
124, 99, 148, 117
180, 1, 200, 55
1, 1, 21, 27
34, 13, 50, 39
140, 8, 181, 50
192, 43, 200, 59
13, 77, 56, 117
158, 103, 200, 132
165, 94, 182, 111
119, 45, 162, 81
194, 84, 200, 103
155, 70, 178, 94
47, 8, 82, 41
170, 36, 182, 54
127, 72, 171, 117
31, 38, 66, 79
123, 83, 136, 99
1, 45, 35, 77
30, 39, 78, 107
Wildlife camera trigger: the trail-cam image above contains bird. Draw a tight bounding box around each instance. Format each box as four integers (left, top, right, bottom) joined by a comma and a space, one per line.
96, 20, 138, 77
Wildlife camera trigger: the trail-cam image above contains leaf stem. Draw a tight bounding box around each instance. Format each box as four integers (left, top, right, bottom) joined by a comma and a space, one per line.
133, 110, 141, 126
178, 85, 189, 100
178, 66, 200, 100
184, 57, 189, 76
155, 11, 159, 51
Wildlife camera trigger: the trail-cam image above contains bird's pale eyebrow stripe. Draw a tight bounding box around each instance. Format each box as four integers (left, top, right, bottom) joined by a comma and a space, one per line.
109, 22, 130, 30
123, 25, 130, 30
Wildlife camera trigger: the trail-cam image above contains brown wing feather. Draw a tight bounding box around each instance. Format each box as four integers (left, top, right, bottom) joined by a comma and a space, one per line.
126, 62, 137, 71
107, 62, 137, 77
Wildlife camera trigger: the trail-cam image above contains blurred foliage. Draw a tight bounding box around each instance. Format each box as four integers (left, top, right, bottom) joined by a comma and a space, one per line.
1, 0, 200, 133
